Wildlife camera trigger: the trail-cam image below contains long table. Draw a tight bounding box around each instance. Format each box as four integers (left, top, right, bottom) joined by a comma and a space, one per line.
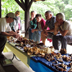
4, 42, 55, 72
5, 42, 30, 67
5, 42, 71, 72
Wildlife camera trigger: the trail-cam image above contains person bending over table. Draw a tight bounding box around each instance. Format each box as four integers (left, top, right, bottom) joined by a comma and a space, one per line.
41, 11, 56, 45
53, 13, 72, 50
0, 12, 21, 58
32, 14, 46, 43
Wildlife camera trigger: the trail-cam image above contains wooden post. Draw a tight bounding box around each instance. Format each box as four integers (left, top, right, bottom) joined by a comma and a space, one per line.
25, 10, 29, 38
0, 0, 1, 18
25, 0, 30, 38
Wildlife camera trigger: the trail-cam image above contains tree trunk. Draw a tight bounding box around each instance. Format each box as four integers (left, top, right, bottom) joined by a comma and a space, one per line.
25, 10, 29, 38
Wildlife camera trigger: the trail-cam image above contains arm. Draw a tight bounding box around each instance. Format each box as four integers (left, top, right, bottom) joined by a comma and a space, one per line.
47, 17, 56, 33
47, 28, 54, 32
54, 22, 60, 35
54, 27, 59, 35
59, 29, 68, 36
59, 22, 69, 36
1, 31, 20, 38
1, 31, 14, 36
43, 24, 48, 31
30, 19, 37, 29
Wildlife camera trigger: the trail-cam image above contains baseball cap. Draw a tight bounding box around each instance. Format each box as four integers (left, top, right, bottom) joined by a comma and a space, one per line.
6, 12, 16, 20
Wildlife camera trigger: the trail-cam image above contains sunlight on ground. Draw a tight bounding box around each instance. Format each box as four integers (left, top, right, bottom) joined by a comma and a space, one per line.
45, 39, 72, 54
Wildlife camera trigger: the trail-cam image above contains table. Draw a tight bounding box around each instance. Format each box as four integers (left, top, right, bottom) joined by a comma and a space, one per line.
30, 59, 54, 72
5, 42, 71, 72
5, 42, 30, 67
5, 42, 55, 72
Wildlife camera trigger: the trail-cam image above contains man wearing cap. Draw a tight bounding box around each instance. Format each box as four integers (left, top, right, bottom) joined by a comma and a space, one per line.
0, 12, 20, 58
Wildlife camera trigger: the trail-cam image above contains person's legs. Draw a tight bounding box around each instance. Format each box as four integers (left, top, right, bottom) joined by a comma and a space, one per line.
0, 35, 7, 55
35, 31, 41, 43
32, 31, 37, 42
47, 32, 54, 39
60, 35, 72, 49
65, 35, 72, 43
41, 31, 46, 45
29, 28, 33, 40
59, 36, 67, 49
53, 35, 68, 50
52, 35, 59, 50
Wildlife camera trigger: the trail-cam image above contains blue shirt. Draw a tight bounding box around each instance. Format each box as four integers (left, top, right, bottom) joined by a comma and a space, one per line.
46, 16, 56, 29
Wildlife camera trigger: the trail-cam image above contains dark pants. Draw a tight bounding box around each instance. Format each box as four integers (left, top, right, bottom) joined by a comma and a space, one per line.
47, 32, 54, 39
0, 35, 7, 54
53, 35, 72, 50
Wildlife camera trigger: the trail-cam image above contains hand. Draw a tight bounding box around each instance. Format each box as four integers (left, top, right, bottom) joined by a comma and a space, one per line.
18, 36, 23, 41
30, 17, 34, 21
12, 33, 20, 38
31, 29, 35, 33
55, 22, 60, 27
43, 30, 48, 37
55, 22, 60, 29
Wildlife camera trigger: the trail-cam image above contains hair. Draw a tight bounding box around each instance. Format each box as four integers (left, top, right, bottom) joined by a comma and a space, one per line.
36, 14, 41, 18
56, 13, 65, 20
15, 11, 20, 15
5, 16, 9, 18
31, 11, 37, 14
45, 10, 53, 16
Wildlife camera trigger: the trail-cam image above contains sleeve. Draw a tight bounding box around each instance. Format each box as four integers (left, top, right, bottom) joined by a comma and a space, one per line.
0, 22, 5, 32
30, 18, 37, 29
6, 24, 12, 32
42, 19, 46, 29
53, 17, 56, 28
53, 17, 56, 24
30, 21, 34, 27
64, 22, 69, 30
43, 19, 46, 26
46, 20, 48, 26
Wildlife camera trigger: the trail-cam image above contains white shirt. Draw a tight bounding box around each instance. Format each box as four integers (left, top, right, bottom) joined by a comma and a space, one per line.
0, 18, 11, 33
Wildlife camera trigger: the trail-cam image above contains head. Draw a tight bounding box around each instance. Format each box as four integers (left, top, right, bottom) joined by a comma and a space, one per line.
45, 11, 53, 20
36, 14, 42, 22
56, 13, 65, 25
5, 12, 16, 23
31, 11, 36, 18
15, 11, 20, 16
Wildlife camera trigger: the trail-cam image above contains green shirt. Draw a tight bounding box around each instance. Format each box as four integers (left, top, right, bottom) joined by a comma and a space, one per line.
30, 18, 37, 29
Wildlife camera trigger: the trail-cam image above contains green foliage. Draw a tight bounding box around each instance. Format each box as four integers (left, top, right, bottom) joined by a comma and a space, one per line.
2, 0, 72, 20
2, 0, 24, 20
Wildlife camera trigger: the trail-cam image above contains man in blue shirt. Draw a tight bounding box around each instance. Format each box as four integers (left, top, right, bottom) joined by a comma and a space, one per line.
41, 11, 56, 45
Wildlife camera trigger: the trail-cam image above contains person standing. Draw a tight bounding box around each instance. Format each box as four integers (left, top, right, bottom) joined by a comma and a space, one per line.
15, 11, 22, 33
0, 12, 21, 58
9, 11, 22, 33
32, 14, 46, 42
29, 11, 37, 40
